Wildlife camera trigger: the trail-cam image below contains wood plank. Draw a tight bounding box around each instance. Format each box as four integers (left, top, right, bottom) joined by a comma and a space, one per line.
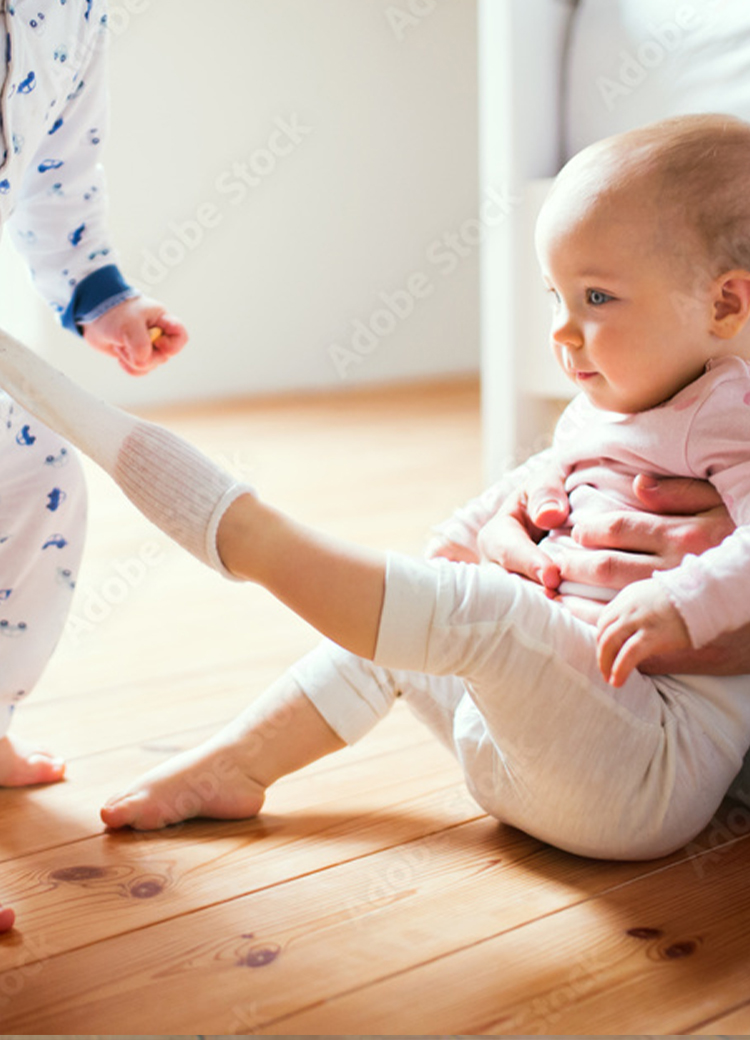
0, 742, 480, 973
12, 631, 318, 764
0, 705, 438, 859
263, 834, 750, 1035
0, 810, 735, 1032
0, 818, 664, 1032
9, 380, 750, 1034
692, 1003, 750, 1032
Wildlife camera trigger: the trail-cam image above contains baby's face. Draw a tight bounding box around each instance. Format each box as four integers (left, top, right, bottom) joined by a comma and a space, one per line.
535, 176, 715, 414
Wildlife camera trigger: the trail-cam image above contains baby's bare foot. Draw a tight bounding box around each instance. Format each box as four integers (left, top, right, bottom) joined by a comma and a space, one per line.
102, 677, 343, 831
101, 732, 266, 831
0, 734, 65, 787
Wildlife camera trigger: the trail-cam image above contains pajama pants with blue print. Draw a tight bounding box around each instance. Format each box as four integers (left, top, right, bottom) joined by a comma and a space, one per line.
0, 390, 86, 739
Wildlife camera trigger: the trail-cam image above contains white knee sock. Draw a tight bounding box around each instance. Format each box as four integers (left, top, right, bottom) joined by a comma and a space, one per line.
0, 329, 252, 577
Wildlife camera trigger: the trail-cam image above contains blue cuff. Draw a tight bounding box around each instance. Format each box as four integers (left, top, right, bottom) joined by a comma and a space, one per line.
61, 264, 139, 335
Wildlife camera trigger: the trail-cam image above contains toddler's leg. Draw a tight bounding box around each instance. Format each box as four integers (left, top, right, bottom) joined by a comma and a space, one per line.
0, 904, 14, 933
0, 329, 251, 577
0, 395, 86, 786
0, 328, 388, 656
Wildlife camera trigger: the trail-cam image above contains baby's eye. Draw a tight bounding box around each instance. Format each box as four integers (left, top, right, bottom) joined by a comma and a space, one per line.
586, 288, 614, 306
546, 286, 561, 305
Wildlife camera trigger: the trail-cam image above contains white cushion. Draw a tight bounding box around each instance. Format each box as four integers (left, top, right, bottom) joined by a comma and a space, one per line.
565, 0, 750, 158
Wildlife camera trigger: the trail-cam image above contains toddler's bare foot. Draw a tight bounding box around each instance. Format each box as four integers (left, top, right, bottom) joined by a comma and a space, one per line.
0, 904, 15, 933
100, 728, 267, 831
0, 734, 66, 787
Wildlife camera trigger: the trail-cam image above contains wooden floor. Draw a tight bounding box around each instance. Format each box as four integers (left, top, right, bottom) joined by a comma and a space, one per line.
1, 378, 750, 1034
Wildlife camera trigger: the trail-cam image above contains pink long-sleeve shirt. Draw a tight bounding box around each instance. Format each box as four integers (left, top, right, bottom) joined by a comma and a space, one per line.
432, 355, 750, 649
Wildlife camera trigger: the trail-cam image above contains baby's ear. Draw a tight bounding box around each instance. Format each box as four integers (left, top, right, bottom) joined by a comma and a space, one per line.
711, 269, 750, 337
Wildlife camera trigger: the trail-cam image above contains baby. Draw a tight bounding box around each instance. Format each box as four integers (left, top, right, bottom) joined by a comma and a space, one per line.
1, 112, 750, 867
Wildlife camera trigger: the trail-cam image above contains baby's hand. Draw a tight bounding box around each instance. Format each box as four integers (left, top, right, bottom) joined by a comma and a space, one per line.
596, 578, 691, 687
83, 296, 188, 376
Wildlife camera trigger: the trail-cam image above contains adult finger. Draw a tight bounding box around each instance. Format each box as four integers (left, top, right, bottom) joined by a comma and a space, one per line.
480, 514, 560, 589
557, 546, 658, 591
524, 464, 570, 529
632, 474, 723, 514
573, 507, 733, 562
571, 510, 671, 553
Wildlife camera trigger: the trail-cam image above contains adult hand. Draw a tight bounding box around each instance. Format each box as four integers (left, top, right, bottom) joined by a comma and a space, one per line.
83, 296, 188, 376
481, 467, 750, 673
477, 460, 569, 591
553, 474, 733, 596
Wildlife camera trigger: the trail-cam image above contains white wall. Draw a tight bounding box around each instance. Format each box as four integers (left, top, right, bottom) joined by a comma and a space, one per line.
0, 0, 480, 408
478, 0, 577, 479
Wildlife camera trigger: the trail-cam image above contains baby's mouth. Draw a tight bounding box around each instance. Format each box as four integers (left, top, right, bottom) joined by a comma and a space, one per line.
565, 364, 597, 381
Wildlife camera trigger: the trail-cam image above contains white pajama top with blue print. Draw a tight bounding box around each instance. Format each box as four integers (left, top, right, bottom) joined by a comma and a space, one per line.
0, 0, 136, 331
0, 1, 133, 737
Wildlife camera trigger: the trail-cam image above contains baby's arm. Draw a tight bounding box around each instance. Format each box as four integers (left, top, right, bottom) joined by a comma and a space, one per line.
424, 478, 515, 563
596, 579, 691, 687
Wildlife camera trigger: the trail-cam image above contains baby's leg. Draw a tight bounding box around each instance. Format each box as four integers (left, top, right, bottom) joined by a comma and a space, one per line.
374, 553, 750, 860
101, 639, 456, 830
101, 667, 346, 829
0, 395, 86, 785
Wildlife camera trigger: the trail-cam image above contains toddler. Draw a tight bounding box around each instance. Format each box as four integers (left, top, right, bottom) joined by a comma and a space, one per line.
1, 112, 749, 872
0, 0, 187, 930
0, 0, 187, 788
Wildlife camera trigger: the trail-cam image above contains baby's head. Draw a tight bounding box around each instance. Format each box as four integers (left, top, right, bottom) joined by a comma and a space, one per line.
549, 113, 750, 278
536, 114, 750, 413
